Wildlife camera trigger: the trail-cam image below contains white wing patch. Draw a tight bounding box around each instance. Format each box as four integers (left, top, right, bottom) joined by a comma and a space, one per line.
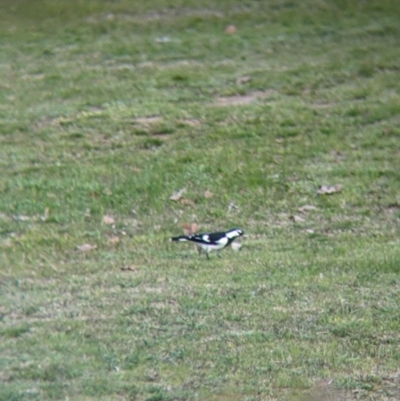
226, 230, 241, 239
202, 234, 210, 242
215, 237, 228, 246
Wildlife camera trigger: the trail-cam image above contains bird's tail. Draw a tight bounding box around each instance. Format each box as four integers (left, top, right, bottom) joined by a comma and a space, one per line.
170, 236, 189, 242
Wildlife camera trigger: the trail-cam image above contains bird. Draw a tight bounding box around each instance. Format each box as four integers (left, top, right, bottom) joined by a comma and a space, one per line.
171, 228, 244, 259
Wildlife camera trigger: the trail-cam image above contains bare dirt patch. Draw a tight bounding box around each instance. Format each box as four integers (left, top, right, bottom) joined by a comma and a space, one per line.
214, 90, 276, 106
178, 118, 201, 127
311, 102, 335, 109
137, 60, 203, 70
135, 116, 163, 126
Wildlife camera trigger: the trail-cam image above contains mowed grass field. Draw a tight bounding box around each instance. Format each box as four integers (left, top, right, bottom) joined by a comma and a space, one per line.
1, 0, 400, 400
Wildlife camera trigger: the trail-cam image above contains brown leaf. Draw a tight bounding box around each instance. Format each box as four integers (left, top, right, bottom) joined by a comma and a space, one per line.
146, 369, 159, 381
317, 184, 343, 195
121, 265, 138, 272
76, 243, 97, 252
102, 215, 115, 225
204, 190, 213, 199
225, 25, 237, 34
169, 188, 186, 201
236, 76, 251, 84
228, 201, 239, 213
316, 379, 334, 388
108, 236, 120, 245
298, 205, 317, 213
180, 198, 194, 206
290, 215, 306, 223
182, 223, 199, 236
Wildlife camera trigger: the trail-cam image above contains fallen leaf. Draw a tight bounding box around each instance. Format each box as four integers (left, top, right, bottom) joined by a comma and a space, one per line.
108, 236, 120, 245
225, 25, 237, 34
305, 229, 315, 234
204, 190, 213, 198
102, 215, 115, 225
298, 205, 317, 213
132, 167, 141, 173
76, 243, 97, 252
121, 265, 138, 272
317, 184, 343, 195
231, 242, 242, 251
290, 215, 306, 223
170, 188, 186, 201
236, 76, 251, 84
317, 379, 334, 387
180, 198, 194, 206
146, 369, 159, 381
182, 223, 199, 236
228, 201, 239, 213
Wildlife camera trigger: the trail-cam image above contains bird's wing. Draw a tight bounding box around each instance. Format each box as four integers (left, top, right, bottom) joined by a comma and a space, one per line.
188, 233, 212, 243
207, 232, 226, 243
188, 231, 229, 245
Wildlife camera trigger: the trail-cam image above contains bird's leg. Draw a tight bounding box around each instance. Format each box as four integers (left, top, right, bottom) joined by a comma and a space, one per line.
206, 252, 210, 260
217, 252, 222, 258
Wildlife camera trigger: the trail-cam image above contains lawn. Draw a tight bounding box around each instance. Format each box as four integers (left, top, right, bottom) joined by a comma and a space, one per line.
1, 0, 400, 400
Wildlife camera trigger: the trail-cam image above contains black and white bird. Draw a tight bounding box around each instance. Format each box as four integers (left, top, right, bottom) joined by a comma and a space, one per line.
171, 228, 244, 259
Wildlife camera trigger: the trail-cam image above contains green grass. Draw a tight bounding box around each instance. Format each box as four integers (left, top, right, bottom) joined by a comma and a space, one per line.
1, 0, 400, 400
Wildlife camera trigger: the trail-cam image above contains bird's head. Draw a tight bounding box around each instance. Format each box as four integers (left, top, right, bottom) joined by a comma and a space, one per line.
226, 228, 244, 239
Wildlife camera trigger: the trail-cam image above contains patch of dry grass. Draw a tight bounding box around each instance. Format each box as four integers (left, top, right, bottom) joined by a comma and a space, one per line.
1, 0, 400, 400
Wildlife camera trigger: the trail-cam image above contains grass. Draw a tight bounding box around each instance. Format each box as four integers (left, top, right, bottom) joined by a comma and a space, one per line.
1, 0, 400, 400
